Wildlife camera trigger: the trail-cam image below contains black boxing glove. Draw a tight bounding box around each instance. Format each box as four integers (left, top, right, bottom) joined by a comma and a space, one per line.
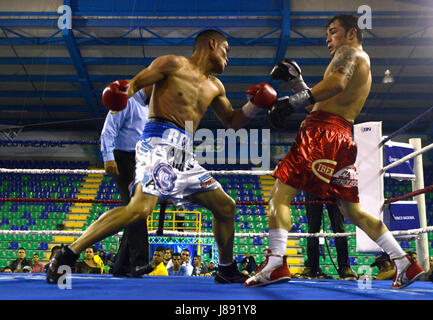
267, 90, 315, 129
270, 58, 310, 93
268, 97, 294, 129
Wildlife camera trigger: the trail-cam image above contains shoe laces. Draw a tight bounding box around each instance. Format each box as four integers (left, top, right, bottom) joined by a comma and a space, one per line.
249, 268, 273, 283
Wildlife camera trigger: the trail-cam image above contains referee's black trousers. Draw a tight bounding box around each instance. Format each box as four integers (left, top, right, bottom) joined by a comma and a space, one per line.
111, 150, 150, 276
304, 192, 350, 273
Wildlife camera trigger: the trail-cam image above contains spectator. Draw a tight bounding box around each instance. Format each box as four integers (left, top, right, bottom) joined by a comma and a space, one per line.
7, 248, 32, 273
427, 256, 433, 282
22, 266, 32, 273
2, 267, 12, 273
241, 252, 257, 275
238, 260, 250, 276
371, 252, 395, 280
148, 247, 168, 276
191, 255, 209, 276
106, 248, 116, 264
207, 261, 218, 276
167, 253, 188, 276
105, 248, 116, 273
98, 249, 108, 265
44, 245, 61, 273
164, 247, 173, 267
75, 247, 104, 274
101, 86, 153, 277
31, 253, 44, 273
300, 193, 358, 280
180, 249, 194, 276
407, 251, 417, 263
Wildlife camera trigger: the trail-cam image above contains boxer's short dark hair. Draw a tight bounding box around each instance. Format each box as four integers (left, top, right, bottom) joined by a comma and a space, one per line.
193, 29, 227, 52
327, 14, 363, 43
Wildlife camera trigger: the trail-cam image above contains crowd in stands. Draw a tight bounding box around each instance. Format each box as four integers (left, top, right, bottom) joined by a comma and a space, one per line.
0, 245, 116, 274
1, 245, 432, 283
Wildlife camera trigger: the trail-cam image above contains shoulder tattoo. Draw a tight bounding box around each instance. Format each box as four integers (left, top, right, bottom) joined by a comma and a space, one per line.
329, 46, 360, 80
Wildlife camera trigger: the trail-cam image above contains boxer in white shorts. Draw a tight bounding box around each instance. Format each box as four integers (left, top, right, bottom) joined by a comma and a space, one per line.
133, 119, 221, 205
47, 29, 277, 285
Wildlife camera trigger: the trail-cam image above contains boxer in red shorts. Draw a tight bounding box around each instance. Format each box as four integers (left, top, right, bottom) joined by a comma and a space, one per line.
245, 14, 424, 289
273, 110, 359, 203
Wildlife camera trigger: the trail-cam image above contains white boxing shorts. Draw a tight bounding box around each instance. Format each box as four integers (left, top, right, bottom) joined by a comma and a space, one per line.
132, 120, 221, 205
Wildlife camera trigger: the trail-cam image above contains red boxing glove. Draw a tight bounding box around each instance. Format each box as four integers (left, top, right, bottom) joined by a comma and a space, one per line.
246, 82, 277, 109
102, 80, 130, 112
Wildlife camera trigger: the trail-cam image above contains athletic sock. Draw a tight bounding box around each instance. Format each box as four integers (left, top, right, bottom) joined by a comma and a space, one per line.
269, 228, 289, 255
375, 231, 408, 270
263, 228, 288, 271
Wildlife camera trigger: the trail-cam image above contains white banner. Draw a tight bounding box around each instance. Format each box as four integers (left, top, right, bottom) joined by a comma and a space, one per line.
353, 122, 384, 253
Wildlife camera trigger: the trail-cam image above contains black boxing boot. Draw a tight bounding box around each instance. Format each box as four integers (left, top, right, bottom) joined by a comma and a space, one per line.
46, 245, 79, 284
214, 261, 249, 284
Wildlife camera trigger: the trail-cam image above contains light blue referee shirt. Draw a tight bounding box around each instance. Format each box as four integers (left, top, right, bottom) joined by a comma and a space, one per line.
100, 89, 149, 162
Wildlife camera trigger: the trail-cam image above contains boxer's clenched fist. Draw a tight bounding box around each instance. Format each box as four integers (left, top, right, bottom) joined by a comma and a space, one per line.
242, 82, 277, 118
102, 80, 130, 112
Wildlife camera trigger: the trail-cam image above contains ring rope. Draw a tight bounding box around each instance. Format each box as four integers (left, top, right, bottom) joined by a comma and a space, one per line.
0, 168, 273, 176
381, 142, 433, 173
0, 140, 99, 146
0, 227, 432, 239
0, 184, 431, 205
0, 198, 335, 206
0, 140, 293, 147
0, 185, 431, 241
2, 106, 431, 148
379, 105, 433, 146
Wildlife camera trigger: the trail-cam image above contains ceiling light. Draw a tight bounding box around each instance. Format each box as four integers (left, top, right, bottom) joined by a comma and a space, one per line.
382, 69, 394, 84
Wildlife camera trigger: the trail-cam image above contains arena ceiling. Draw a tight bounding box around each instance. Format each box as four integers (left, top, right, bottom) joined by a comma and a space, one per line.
0, 0, 433, 138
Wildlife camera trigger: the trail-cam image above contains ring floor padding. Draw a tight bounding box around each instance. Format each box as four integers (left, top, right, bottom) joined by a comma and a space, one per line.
0, 274, 432, 300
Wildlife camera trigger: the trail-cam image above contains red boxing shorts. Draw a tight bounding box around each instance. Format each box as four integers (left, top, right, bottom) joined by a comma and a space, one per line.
272, 110, 359, 203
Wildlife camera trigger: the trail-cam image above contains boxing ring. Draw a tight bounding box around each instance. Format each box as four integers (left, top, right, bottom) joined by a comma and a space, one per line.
0, 272, 432, 301
0, 113, 433, 302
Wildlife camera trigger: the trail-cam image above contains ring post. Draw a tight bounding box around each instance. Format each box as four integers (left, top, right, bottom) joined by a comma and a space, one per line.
354, 122, 384, 252
409, 138, 430, 278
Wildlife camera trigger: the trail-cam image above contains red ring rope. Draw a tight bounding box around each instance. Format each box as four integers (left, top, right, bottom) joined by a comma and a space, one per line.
0, 198, 332, 206
0, 184, 431, 205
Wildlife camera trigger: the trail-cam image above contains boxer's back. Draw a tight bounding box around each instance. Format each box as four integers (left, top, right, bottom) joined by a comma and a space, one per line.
313, 46, 372, 122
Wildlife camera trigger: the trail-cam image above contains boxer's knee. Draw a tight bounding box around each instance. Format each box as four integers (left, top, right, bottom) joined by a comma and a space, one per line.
338, 201, 382, 230
124, 198, 154, 223
213, 196, 236, 222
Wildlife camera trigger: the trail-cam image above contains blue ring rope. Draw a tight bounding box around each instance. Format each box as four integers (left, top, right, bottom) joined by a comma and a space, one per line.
0, 140, 293, 147
380, 105, 433, 146
3, 106, 432, 148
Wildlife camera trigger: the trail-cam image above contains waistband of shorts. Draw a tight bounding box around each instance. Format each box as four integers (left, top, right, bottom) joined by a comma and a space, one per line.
305, 110, 353, 135
141, 119, 193, 146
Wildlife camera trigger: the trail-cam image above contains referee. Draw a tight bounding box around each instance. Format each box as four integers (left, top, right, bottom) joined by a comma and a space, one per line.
100, 86, 152, 277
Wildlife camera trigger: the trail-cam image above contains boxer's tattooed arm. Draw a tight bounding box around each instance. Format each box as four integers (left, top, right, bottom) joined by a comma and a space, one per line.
329, 46, 359, 80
